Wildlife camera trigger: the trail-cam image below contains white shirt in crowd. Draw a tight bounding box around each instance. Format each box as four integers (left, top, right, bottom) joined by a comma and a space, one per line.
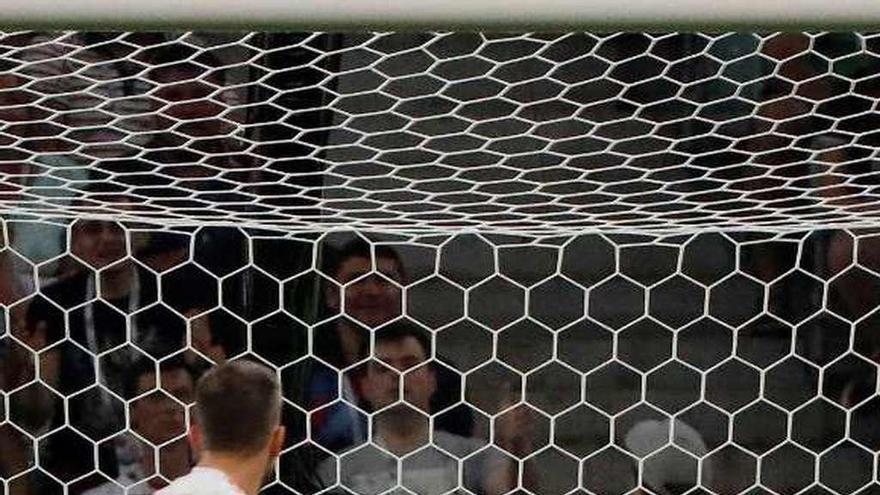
81, 456, 152, 495
155, 467, 246, 495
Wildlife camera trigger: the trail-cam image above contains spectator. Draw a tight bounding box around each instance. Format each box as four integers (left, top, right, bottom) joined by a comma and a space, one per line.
83, 357, 196, 495
25, 217, 214, 395
303, 238, 406, 454
318, 321, 522, 495
26, 219, 160, 395
316, 238, 405, 367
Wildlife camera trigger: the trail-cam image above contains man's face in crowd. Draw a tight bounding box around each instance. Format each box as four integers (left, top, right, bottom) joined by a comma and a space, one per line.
72, 220, 127, 269
131, 367, 194, 445
332, 255, 403, 327
362, 336, 435, 412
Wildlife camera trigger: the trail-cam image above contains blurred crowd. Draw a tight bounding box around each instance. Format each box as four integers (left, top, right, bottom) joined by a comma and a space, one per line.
2, 220, 878, 495
1, 31, 880, 495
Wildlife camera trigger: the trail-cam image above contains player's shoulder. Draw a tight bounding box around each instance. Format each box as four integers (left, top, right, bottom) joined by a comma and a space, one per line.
155, 468, 244, 495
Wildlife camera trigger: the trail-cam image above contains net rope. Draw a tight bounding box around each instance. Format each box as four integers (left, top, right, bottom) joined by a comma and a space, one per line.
2, 30, 880, 495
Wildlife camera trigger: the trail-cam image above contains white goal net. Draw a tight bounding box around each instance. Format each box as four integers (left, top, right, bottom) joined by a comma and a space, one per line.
1, 31, 880, 495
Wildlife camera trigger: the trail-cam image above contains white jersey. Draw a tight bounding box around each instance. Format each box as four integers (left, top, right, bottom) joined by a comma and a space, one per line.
155, 467, 246, 495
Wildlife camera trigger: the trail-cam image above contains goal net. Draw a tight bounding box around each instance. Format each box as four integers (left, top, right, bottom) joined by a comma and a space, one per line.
1, 31, 879, 495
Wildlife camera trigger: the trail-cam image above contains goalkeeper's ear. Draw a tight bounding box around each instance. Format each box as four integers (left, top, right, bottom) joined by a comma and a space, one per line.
188, 421, 205, 455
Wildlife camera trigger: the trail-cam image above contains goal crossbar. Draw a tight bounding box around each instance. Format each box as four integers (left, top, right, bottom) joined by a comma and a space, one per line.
3, 0, 880, 29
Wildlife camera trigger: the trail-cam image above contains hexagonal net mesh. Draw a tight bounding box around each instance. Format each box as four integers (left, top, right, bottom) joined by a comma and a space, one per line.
0, 32, 879, 235
2, 31, 880, 495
